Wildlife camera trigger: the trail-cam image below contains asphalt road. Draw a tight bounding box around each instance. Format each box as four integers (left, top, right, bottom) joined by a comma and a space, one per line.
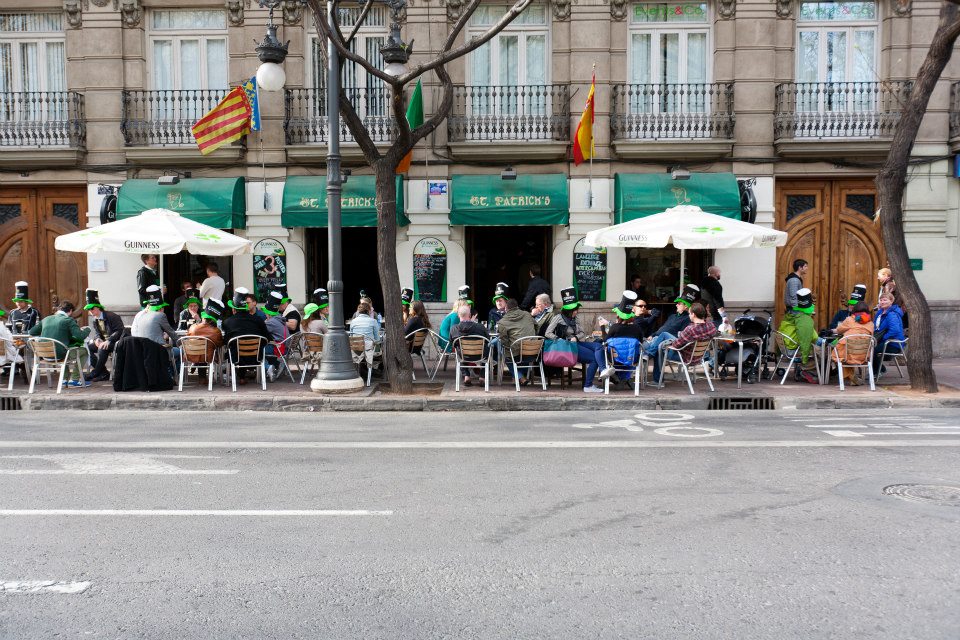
1, 409, 958, 640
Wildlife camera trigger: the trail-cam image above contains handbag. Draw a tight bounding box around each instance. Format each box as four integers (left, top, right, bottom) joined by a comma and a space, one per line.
543, 338, 578, 368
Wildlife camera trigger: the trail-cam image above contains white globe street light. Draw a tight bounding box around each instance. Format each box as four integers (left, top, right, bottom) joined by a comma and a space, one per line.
256, 61, 286, 92
255, 1, 289, 91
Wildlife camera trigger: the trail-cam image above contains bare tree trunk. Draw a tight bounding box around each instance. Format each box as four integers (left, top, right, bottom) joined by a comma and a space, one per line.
374, 162, 415, 394
875, 1, 960, 393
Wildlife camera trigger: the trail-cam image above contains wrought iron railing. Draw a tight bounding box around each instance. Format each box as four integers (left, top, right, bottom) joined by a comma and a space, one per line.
121, 89, 233, 146
284, 87, 396, 144
611, 83, 734, 140
448, 85, 570, 142
0, 91, 85, 148
774, 81, 912, 140
950, 81, 960, 140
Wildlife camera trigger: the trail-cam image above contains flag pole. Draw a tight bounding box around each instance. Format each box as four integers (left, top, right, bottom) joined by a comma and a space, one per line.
588, 62, 596, 210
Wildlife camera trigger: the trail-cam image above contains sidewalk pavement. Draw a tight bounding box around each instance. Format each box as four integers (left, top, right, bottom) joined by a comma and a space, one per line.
5, 358, 960, 412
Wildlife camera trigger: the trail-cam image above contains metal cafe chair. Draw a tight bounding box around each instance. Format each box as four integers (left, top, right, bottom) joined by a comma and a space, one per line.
298, 331, 324, 385
773, 331, 820, 385
348, 332, 382, 387
176, 335, 221, 392
876, 337, 908, 381
271, 333, 300, 383
26, 336, 85, 395
226, 335, 268, 392
452, 335, 493, 392
831, 334, 876, 391
602, 338, 644, 396
404, 328, 432, 381
657, 338, 715, 395
506, 336, 547, 392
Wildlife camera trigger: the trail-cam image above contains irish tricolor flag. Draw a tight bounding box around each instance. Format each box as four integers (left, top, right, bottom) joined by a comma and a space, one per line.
572, 73, 595, 166
396, 80, 424, 174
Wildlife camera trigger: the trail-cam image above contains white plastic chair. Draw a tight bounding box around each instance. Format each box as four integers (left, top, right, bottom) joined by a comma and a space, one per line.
453, 335, 493, 392
226, 334, 268, 392
177, 335, 221, 391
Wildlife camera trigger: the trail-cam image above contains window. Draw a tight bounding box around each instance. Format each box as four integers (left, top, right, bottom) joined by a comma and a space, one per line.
467, 6, 549, 117
310, 6, 389, 120
796, 1, 878, 113
0, 13, 65, 94
628, 3, 709, 115
149, 10, 228, 92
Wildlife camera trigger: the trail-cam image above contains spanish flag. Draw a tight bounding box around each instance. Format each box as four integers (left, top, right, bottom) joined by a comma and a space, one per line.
191, 86, 253, 155
572, 73, 595, 166
396, 80, 424, 174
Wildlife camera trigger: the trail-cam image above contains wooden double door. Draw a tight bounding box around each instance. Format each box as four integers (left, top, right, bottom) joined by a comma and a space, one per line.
0, 187, 87, 316
775, 179, 884, 324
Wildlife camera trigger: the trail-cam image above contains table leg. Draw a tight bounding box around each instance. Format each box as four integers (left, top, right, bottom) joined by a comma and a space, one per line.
736, 342, 743, 389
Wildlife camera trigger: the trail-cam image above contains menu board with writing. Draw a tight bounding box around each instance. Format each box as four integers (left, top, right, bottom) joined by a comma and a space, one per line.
413, 237, 447, 303
573, 238, 607, 302
253, 238, 287, 302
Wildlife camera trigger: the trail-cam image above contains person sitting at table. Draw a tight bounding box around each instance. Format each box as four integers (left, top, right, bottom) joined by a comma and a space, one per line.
176, 288, 203, 331
598, 291, 645, 385
29, 299, 92, 387
496, 298, 536, 383
404, 299, 431, 336
0, 307, 22, 369
262, 291, 290, 382
131, 285, 179, 375
872, 291, 905, 377
354, 290, 381, 323
275, 284, 301, 334
531, 293, 556, 337
641, 284, 698, 361
776, 287, 818, 383
83, 289, 124, 382
450, 303, 489, 387
488, 282, 510, 329
243, 290, 267, 321
185, 298, 224, 384
349, 300, 381, 378
9, 281, 41, 334
304, 288, 330, 334
223, 288, 273, 385
544, 288, 605, 393
631, 298, 661, 339
827, 284, 867, 332
650, 302, 716, 387
439, 286, 473, 351
829, 300, 873, 386
401, 288, 414, 325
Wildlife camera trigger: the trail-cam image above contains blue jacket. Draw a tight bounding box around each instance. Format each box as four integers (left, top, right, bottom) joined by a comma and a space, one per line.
653, 311, 691, 338
874, 304, 905, 344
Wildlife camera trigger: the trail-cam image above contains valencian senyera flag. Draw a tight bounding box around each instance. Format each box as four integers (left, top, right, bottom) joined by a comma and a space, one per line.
191, 84, 253, 155
396, 80, 424, 174
572, 73, 595, 166
242, 75, 260, 132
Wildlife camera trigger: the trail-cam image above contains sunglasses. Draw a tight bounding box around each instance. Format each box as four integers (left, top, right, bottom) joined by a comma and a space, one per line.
634, 304, 647, 309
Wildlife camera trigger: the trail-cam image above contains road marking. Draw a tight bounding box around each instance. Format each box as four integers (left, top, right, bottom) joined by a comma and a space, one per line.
572, 419, 643, 432
0, 440, 958, 449
653, 426, 724, 438
0, 453, 237, 475
0, 510, 393, 516
634, 412, 695, 427
824, 430, 960, 438
1, 581, 91, 594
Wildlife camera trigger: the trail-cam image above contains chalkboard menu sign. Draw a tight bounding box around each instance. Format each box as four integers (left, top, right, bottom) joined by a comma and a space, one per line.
413, 237, 447, 303
573, 238, 606, 302
253, 238, 287, 302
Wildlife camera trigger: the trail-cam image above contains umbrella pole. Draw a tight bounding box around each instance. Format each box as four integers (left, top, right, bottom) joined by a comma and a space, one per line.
160, 254, 164, 297
679, 248, 685, 293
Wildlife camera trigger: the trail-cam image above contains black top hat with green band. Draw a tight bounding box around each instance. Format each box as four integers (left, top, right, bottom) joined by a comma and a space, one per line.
264, 291, 283, 316
83, 288, 104, 310
201, 298, 224, 322
848, 284, 867, 306
795, 287, 815, 315
613, 290, 638, 320
560, 287, 581, 311
12, 281, 31, 304
184, 288, 201, 306
457, 285, 473, 305
275, 283, 290, 304
675, 283, 700, 307
312, 288, 330, 309
144, 285, 166, 310
492, 282, 510, 304
401, 288, 414, 306
229, 287, 250, 311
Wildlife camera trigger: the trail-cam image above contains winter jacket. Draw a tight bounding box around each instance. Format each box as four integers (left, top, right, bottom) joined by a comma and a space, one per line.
497, 308, 536, 358
185, 321, 223, 363
544, 313, 586, 341
520, 277, 552, 311
533, 307, 557, 337
778, 311, 816, 362
784, 273, 802, 312
832, 312, 874, 363
874, 304, 905, 345
652, 311, 691, 339
29, 311, 90, 358
136, 265, 160, 306
632, 308, 661, 339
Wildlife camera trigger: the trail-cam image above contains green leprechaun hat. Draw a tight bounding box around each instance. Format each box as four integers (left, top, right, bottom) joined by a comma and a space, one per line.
612, 290, 638, 320
83, 288, 104, 311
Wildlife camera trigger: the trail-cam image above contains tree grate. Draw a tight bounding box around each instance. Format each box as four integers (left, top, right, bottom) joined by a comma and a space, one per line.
707, 397, 774, 411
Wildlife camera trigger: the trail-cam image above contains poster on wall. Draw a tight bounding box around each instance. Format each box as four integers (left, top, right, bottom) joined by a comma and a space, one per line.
573, 238, 606, 302
413, 237, 447, 303
253, 238, 287, 302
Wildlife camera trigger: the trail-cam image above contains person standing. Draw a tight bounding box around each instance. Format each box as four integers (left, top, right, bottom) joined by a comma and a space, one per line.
784, 259, 808, 314
28, 299, 91, 387
777, 287, 818, 382
199, 262, 226, 306
519, 264, 551, 312
700, 266, 726, 325
136, 254, 160, 308
83, 289, 124, 382
9, 282, 41, 333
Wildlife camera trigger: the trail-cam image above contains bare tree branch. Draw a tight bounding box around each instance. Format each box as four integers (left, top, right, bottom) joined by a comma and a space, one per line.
345, 0, 375, 47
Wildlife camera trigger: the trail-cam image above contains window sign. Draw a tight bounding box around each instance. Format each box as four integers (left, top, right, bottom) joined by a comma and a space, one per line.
631, 3, 708, 23
253, 238, 287, 302
573, 238, 607, 302
413, 238, 447, 303
798, 1, 876, 22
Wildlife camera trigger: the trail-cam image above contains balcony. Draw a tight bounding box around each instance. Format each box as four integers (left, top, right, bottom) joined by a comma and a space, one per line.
0, 91, 85, 168
121, 89, 243, 165
610, 83, 735, 160
284, 87, 395, 164
950, 81, 960, 153
774, 81, 912, 158
447, 85, 569, 161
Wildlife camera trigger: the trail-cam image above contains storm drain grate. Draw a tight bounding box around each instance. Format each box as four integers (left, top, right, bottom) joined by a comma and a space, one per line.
883, 484, 960, 507
708, 397, 774, 411
0, 397, 22, 411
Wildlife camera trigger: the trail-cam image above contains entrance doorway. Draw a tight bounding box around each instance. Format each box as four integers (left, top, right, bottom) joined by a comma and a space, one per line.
465, 226, 551, 317
775, 179, 884, 324
0, 186, 87, 316
162, 251, 234, 305
306, 228, 381, 315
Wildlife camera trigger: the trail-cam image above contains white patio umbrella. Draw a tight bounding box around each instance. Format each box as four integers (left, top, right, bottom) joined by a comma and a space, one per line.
584, 205, 788, 292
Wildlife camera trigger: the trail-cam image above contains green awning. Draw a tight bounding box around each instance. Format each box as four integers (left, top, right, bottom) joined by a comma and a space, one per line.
614, 173, 741, 224
117, 177, 246, 229
450, 174, 569, 226
281, 175, 408, 228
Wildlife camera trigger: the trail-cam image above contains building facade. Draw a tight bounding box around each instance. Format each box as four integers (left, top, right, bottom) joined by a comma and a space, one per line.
1, 0, 958, 353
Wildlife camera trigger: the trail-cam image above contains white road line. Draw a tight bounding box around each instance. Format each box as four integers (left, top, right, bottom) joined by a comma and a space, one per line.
0, 510, 393, 516
824, 430, 960, 438
0, 470, 237, 475
0, 440, 958, 449
1, 581, 91, 594
0, 453, 237, 475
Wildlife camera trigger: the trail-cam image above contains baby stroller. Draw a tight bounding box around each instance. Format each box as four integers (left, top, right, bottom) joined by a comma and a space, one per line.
714, 310, 773, 383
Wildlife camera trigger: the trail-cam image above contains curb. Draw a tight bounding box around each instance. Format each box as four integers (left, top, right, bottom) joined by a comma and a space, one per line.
7, 393, 957, 412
